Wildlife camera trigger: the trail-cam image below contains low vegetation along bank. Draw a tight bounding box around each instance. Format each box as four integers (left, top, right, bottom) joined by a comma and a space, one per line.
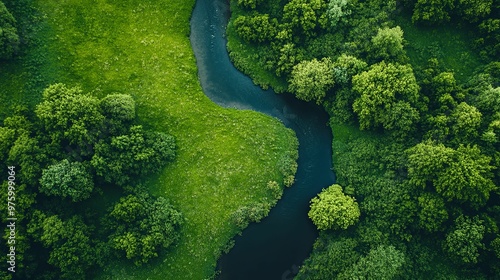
228, 0, 499, 278
0, 0, 298, 279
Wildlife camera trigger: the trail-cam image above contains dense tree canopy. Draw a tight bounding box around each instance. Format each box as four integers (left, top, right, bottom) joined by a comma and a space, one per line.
0, 83, 180, 279
91, 125, 175, 185
444, 215, 485, 264
407, 141, 496, 206
0, 1, 19, 59
338, 245, 406, 280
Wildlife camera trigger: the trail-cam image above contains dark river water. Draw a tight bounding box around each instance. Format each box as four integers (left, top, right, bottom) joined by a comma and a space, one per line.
189, 0, 336, 279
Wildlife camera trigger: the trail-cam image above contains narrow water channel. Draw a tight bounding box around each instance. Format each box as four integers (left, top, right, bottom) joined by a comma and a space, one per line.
189, 0, 336, 279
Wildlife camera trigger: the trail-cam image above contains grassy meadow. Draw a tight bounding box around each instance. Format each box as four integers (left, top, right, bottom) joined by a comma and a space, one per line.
2, 0, 298, 279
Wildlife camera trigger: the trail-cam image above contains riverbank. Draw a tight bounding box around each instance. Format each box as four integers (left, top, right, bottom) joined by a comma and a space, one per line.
2, 0, 298, 278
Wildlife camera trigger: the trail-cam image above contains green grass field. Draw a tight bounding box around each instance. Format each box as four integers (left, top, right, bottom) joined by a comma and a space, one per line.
2, 0, 298, 279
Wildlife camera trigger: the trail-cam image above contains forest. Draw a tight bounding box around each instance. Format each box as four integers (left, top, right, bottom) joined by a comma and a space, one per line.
227, 0, 499, 278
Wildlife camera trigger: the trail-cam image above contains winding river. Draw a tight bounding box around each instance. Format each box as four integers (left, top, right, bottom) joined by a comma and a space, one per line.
190, 0, 335, 279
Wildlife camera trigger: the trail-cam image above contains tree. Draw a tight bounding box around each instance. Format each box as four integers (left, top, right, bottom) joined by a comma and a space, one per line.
450, 102, 482, 140
296, 236, 360, 279
361, 177, 417, 239
0, 1, 19, 59
275, 43, 304, 76
283, 0, 327, 38
237, 0, 262, 9
445, 215, 485, 264
435, 145, 496, 206
407, 142, 496, 206
39, 159, 94, 202
107, 192, 182, 265
332, 54, 367, 86
412, 0, 454, 24
100, 93, 136, 135
35, 84, 104, 155
289, 57, 334, 104
370, 26, 406, 62
28, 213, 99, 279
417, 192, 448, 232
233, 14, 277, 43
326, 0, 351, 29
338, 245, 405, 280
308, 184, 360, 230
91, 125, 175, 185
456, 0, 493, 23
352, 62, 420, 131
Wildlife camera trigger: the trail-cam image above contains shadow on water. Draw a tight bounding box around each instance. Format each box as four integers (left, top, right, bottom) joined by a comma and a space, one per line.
189, 0, 336, 279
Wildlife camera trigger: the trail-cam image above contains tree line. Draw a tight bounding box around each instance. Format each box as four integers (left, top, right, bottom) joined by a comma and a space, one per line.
229, 0, 499, 278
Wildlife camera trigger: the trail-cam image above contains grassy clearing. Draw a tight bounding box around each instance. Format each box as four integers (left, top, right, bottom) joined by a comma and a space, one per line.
18, 0, 299, 279
394, 13, 485, 83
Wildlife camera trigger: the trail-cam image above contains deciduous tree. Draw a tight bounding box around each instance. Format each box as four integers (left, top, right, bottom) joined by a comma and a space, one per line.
352, 62, 420, 131
289, 57, 334, 104
39, 159, 94, 202
308, 184, 360, 230
445, 215, 485, 264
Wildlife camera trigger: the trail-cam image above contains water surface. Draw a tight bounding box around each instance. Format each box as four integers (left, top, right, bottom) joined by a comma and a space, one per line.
190, 0, 335, 279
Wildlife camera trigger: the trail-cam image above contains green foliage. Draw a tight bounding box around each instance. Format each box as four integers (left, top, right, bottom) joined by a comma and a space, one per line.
231, 201, 271, 229
412, 0, 454, 24
91, 125, 175, 185
29, 213, 99, 279
234, 14, 277, 43
100, 93, 136, 135
445, 215, 485, 264
7, 132, 45, 185
237, 0, 262, 9
275, 43, 304, 77
456, 0, 493, 23
361, 178, 417, 240
491, 237, 500, 259
407, 141, 496, 206
338, 245, 406, 280
296, 236, 360, 279
308, 184, 360, 231
0, 126, 15, 161
417, 192, 448, 232
477, 19, 500, 58
282, 0, 327, 38
370, 26, 406, 62
0, 1, 19, 59
39, 159, 94, 202
326, 0, 351, 29
35, 83, 104, 154
267, 180, 282, 200
450, 102, 482, 140
332, 54, 368, 86
289, 57, 334, 104
352, 62, 420, 132
108, 192, 182, 266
